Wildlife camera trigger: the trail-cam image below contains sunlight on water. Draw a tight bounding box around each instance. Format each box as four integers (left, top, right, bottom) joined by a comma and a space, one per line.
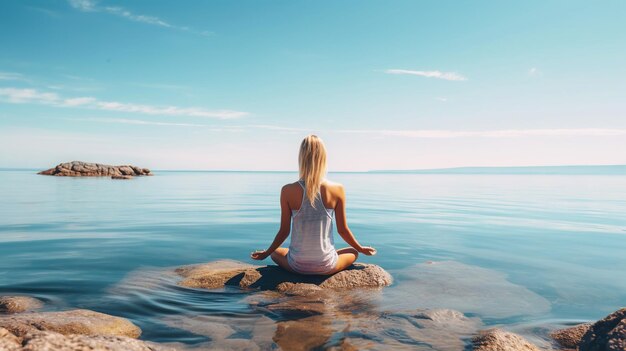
1, 170, 625, 349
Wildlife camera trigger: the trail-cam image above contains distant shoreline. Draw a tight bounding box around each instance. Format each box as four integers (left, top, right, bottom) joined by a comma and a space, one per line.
368, 165, 626, 175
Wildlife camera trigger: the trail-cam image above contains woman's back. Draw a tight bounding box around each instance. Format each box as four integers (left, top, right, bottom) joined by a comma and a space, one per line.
287, 180, 338, 274
250, 134, 375, 275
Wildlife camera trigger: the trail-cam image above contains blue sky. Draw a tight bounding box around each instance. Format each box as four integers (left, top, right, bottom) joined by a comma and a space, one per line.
1, 0, 625, 171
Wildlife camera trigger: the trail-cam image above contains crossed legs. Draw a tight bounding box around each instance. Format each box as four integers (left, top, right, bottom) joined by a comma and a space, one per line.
269, 247, 297, 273
270, 247, 359, 275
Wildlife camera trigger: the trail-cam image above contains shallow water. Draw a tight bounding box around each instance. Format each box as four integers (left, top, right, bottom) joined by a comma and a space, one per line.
1, 171, 625, 349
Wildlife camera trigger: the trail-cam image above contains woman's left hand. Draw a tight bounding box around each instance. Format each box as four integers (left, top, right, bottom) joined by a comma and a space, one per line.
359, 246, 377, 256
250, 250, 269, 260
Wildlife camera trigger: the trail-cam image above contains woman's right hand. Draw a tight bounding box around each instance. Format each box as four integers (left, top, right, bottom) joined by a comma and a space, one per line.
359, 246, 377, 256
250, 250, 269, 260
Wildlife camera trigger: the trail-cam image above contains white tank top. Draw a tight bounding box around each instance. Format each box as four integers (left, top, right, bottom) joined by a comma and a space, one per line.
287, 180, 338, 274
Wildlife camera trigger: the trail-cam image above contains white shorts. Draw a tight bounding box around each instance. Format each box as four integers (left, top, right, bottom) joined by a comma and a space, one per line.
287, 251, 339, 275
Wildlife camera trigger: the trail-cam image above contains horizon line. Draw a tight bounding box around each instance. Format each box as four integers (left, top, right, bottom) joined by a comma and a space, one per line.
2, 164, 626, 174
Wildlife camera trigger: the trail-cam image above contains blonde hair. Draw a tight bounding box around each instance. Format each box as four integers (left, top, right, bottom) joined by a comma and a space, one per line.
298, 135, 327, 207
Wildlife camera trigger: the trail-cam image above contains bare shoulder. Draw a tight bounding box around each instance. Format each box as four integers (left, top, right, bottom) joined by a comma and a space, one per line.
281, 181, 301, 194
322, 180, 345, 196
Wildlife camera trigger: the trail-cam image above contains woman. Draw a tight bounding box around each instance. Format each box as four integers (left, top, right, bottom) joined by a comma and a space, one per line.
250, 135, 376, 275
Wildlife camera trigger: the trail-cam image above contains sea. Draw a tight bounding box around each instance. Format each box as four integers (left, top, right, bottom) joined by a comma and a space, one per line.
1, 169, 625, 350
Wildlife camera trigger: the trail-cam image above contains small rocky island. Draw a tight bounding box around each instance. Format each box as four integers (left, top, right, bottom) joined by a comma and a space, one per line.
38, 161, 152, 179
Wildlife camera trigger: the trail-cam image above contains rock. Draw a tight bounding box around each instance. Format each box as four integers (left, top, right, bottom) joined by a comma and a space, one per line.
175, 259, 392, 291
384, 261, 551, 319
261, 297, 327, 317
472, 329, 540, 351
0, 327, 21, 351
551, 323, 592, 349
118, 166, 134, 175
0, 309, 141, 339
209, 338, 260, 351
272, 315, 332, 351
131, 166, 143, 174
579, 308, 626, 351
360, 308, 484, 351
38, 161, 153, 177
276, 283, 324, 296
162, 315, 236, 340
0, 296, 44, 314
0, 328, 175, 351
112, 175, 134, 180
283, 307, 482, 351
161, 314, 275, 350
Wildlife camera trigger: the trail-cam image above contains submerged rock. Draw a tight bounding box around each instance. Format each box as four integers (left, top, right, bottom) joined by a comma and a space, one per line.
551, 323, 592, 349
38, 161, 152, 177
112, 174, 134, 179
162, 315, 237, 341
0, 309, 141, 339
161, 314, 275, 351
384, 261, 551, 319
175, 259, 392, 291
472, 329, 540, 351
246, 285, 481, 351
321, 308, 482, 351
0, 296, 43, 314
579, 308, 626, 351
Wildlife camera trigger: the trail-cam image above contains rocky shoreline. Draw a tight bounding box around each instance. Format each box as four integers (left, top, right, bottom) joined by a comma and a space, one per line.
1, 261, 624, 350
38, 161, 152, 179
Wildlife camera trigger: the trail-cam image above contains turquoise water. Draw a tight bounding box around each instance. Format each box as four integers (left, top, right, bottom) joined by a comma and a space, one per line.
1, 170, 625, 349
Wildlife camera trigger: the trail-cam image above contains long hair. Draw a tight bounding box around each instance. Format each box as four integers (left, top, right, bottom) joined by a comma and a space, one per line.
298, 135, 327, 207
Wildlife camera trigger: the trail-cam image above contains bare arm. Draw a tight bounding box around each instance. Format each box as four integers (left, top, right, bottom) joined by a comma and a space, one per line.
334, 185, 376, 255
251, 185, 292, 260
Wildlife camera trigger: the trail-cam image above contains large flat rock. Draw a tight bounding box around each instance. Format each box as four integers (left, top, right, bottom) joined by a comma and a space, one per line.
38, 161, 152, 177
175, 259, 392, 291
0, 309, 141, 339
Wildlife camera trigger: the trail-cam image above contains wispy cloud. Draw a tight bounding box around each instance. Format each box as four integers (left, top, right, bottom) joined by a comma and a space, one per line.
528, 67, 542, 77
247, 124, 308, 133
385, 69, 467, 81
67, 0, 212, 36
66, 117, 626, 139
0, 87, 247, 119
129, 82, 190, 91
70, 118, 308, 132
0, 88, 59, 103
69, 117, 208, 128
0, 72, 27, 81
63, 97, 97, 106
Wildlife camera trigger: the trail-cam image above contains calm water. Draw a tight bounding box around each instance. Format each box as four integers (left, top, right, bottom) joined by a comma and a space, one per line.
1, 170, 625, 349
